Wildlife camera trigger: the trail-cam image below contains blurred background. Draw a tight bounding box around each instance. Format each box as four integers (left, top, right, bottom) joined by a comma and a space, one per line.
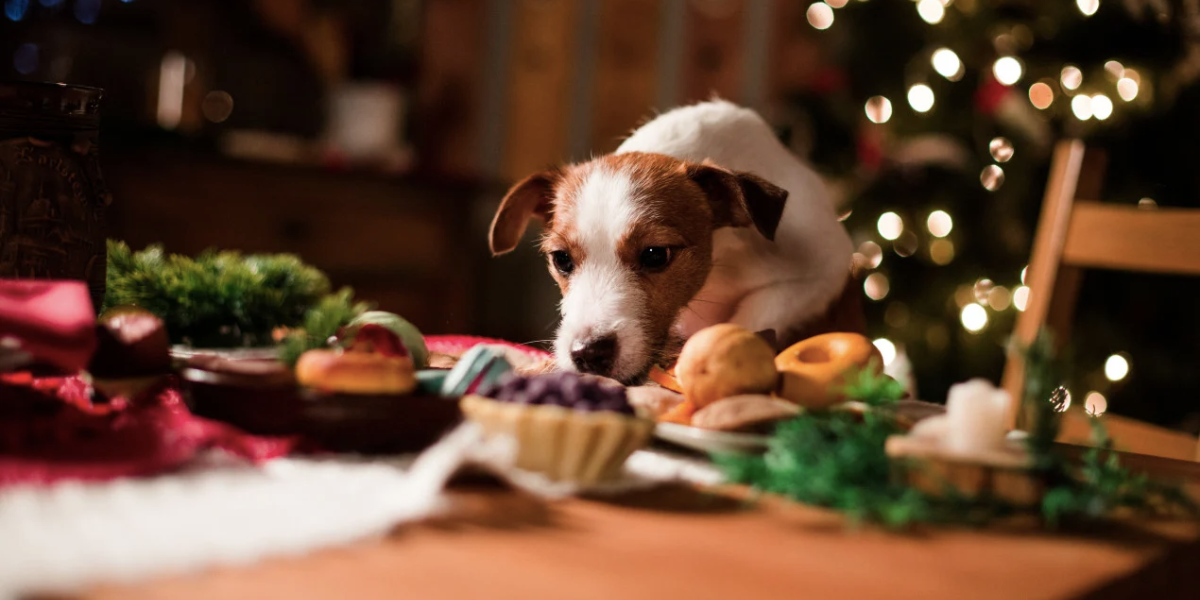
2, 0, 1199, 433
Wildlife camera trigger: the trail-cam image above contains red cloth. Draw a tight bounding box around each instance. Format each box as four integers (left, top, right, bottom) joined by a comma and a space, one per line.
424, 335, 551, 362
0, 279, 97, 373
0, 375, 298, 488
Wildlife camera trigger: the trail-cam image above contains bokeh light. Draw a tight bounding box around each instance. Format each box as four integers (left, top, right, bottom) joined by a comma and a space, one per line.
877, 212, 904, 240
202, 91, 235, 123
858, 241, 884, 268
1077, 0, 1099, 17
1029, 82, 1054, 109
992, 57, 1023, 86
908, 84, 935, 113
916, 0, 945, 24
12, 43, 37, 75
5, 0, 28, 21
1104, 354, 1129, 381
973, 278, 994, 304
864, 272, 890, 300
826, 0, 849, 7
1104, 60, 1124, 79
894, 231, 919, 257
1071, 94, 1093, 120
1139, 197, 1157, 209
807, 2, 835, 29
1061, 65, 1083, 90
961, 304, 988, 333
927, 210, 953, 237
1117, 77, 1139, 101
1013, 285, 1030, 311
1085, 392, 1108, 417
988, 137, 1014, 162
1091, 93, 1113, 120
931, 48, 963, 81
988, 286, 1011, 310
930, 239, 955, 265
980, 165, 1005, 191
865, 96, 893, 123
873, 338, 897, 366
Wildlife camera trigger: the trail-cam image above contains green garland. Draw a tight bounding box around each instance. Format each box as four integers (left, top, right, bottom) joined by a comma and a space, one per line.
717, 335, 1196, 529
276, 288, 372, 367
104, 241, 359, 348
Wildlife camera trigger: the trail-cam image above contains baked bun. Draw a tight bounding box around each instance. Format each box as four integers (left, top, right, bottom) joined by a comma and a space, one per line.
675, 323, 777, 409
295, 349, 417, 395
775, 332, 881, 408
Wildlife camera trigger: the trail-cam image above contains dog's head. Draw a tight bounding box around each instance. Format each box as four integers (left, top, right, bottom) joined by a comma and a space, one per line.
488, 152, 787, 384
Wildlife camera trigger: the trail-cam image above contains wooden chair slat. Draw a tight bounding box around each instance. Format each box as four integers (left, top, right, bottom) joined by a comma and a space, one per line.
1062, 201, 1200, 275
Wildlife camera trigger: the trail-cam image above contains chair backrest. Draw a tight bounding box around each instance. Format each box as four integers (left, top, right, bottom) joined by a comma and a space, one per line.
1002, 140, 1200, 461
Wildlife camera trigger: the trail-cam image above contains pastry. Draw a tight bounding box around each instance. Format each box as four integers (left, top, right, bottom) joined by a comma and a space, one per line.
674, 324, 778, 409
690, 394, 800, 433
626, 385, 685, 420
775, 332, 881, 409
462, 372, 652, 485
295, 324, 417, 394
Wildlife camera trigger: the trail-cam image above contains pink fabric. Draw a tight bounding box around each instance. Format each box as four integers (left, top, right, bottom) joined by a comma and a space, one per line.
0, 280, 97, 373
0, 375, 298, 488
424, 335, 551, 361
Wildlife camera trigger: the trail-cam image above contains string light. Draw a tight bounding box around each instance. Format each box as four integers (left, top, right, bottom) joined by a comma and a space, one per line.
988, 137, 1014, 162
980, 165, 1005, 191
992, 57, 1023, 86
858, 241, 884, 268
807, 2, 835, 29
1053, 387, 1073, 412
988, 286, 1011, 310
1085, 392, 1107, 417
1117, 77, 1139, 101
865, 96, 893, 123
1104, 354, 1129, 381
1061, 65, 1083, 90
1091, 93, 1113, 120
1013, 285, 1030, 311
864, 272, 890, 300
1138, 197, 1157, 209
961, 304, 988, 333
926, 210, 953, 237
877, 212, 904, 240
908, 84, 935, 112
931, 48, 964, 81
1029, 82, 1054, 109
826, 0, 849, 7
916, 0, 945, 24
1071, 94, 1093, 120
873, 338, 897, 366
1020, 265, 1028, 284
1104, 60, 1124, 79
973, 278, 994, 304
1077, 0, 1099, 17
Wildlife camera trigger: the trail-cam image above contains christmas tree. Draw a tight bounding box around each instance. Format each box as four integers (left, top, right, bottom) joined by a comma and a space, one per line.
777, 0, 1200, 432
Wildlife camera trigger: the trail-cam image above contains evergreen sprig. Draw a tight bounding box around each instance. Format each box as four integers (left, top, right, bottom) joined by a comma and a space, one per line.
276, 288, 372, 367
104, 240, 337, 348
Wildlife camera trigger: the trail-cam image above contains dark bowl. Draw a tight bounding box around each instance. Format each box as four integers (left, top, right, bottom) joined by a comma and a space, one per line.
180, 363, 463, 454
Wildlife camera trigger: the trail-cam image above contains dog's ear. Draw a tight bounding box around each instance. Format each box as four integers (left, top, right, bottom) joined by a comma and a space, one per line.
489, 169, 560, 255
685, 162, 788, 241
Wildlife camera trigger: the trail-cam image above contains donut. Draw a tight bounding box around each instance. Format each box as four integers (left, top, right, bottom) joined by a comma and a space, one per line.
675, 324, 778, 409
295, 349, 417, 395
775, 332, 882, 408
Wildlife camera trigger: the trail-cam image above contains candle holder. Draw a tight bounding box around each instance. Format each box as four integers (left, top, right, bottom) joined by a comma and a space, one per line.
0, 81, 111, 311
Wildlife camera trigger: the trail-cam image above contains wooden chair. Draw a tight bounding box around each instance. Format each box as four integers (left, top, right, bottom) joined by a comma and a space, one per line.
1001, 139, 1200, 462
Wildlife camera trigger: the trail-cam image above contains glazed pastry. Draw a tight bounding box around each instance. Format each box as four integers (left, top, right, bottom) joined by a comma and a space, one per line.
674, 324, 778, 409
690, 394, 800, 433
462, 373, 652, 485
440, 344, 514, 397
295, 324, 417, 394
775, 332, 882, 409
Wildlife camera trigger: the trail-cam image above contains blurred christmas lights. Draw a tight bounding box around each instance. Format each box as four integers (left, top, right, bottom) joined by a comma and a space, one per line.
873, 338, 897, 366
960, 303, 988, 333
1104, 354, 1130, 381
807, 2, 835, 29
1061, 65, 1083, 90
864, 272, 890, 300
908, 84, 935, 112
980, 165, 1005, 191
865, 96, 893, 123
916, 0, 945, 24
926, 210, 953, 237
1071, 94, 1094, 120
992, 57, 1023, 86
988, 137, 1014, 162
931, 48, 964, 81
1029, 82, 1054, 109
877, 212, 904, 240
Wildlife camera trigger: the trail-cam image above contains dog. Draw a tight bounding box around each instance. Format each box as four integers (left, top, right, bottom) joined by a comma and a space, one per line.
488, 100, 864, 385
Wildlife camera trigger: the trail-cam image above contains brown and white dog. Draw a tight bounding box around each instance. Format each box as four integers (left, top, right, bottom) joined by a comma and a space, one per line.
488, 100, 864, 384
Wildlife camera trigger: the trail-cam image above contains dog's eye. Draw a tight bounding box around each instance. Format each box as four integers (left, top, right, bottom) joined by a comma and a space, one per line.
639, 247, 672, 272
550, 250, 575, 275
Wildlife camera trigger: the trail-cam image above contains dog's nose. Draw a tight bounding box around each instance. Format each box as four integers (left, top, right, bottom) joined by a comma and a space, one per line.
570, 335, 618, 376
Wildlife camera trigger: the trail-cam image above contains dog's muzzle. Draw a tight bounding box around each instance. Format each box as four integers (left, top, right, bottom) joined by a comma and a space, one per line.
570, 335, 618, 377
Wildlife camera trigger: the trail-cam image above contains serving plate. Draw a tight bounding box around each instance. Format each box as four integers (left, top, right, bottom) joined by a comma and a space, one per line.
653, 422, 770, 455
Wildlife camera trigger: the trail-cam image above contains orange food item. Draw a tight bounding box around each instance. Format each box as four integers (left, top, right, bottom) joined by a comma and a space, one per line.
675, 324, 778, 409
648, 364, 683, 393
657, 399, 696, 425
775, 332, 881, 409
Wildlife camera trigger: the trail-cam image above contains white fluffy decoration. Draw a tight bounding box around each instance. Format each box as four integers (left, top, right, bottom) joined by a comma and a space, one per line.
0, 423, 489, 599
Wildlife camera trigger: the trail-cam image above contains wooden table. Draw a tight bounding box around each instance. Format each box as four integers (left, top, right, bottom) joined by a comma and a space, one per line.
84, 453, 1200, 600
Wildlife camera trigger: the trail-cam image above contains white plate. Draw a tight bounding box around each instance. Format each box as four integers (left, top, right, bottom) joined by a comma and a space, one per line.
654, 422, 770, 455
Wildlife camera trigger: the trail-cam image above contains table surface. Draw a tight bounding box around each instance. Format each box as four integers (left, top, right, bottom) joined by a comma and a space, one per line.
84, 456, 1200, 600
